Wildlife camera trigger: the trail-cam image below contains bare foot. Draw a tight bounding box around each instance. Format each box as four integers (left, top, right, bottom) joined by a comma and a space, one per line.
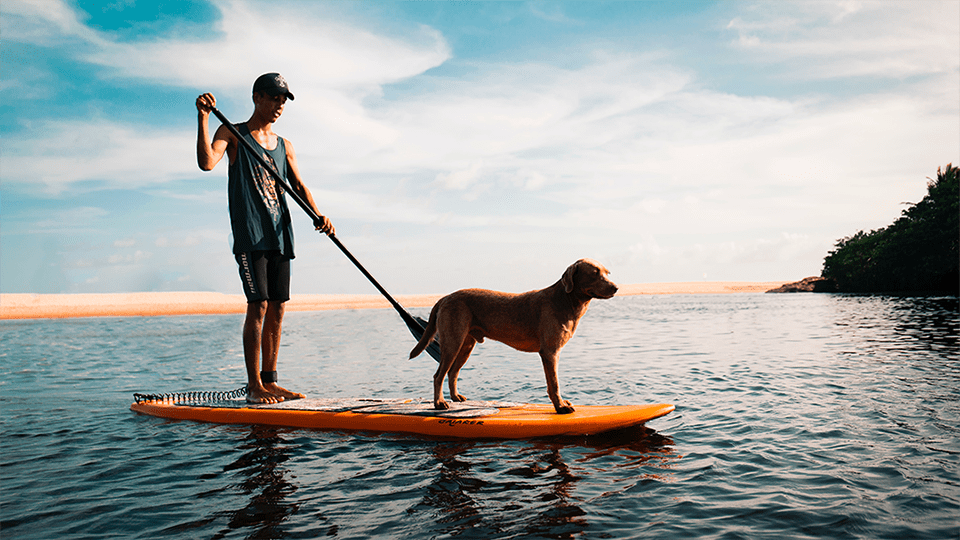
246, 385, 283, 404
264, 383, 304, 400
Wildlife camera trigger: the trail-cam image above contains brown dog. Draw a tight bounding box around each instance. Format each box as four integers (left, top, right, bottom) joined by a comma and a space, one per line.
409, 259, 618, 414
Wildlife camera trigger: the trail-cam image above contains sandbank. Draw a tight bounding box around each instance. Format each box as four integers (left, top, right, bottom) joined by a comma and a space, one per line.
0, 281, 789, 320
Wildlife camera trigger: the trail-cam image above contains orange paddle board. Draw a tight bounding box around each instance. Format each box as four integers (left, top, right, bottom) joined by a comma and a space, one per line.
131, 397, 674, 439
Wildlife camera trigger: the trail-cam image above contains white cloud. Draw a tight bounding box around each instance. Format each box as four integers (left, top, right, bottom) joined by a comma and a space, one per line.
1, 0, 451, 93
349, 53, 692, 176
154, 233, 206, 248
31, 207, 110, 233
727, 1, 959, 79
3, 118, 196, 193
436, 162, 484, 191
107, 250, 151, 265
1, 0, 101, 46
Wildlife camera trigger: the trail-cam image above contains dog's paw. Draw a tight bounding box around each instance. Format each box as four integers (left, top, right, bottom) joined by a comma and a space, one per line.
453, 393, 467, 402
555, 401, 575, 414
434, 400, 450, 410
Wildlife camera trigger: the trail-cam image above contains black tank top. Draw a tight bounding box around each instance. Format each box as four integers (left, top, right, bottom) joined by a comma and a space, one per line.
227, 124, 295, 258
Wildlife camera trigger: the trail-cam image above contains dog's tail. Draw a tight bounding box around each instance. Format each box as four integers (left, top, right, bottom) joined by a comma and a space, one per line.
409, 304, 439, 359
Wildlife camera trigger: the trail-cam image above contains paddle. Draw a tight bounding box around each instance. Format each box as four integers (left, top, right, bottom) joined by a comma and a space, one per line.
209, 106, 441, 362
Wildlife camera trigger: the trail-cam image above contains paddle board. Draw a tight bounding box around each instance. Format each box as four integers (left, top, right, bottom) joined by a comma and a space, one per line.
130, 396, 674, 439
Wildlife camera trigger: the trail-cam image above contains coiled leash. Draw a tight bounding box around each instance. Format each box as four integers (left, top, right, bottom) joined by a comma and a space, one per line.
133, 386, 248, 405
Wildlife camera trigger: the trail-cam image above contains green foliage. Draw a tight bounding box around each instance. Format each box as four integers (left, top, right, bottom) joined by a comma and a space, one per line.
822, 164, 959, 293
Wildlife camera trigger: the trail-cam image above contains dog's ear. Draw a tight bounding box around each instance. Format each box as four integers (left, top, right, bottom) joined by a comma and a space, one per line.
562, 260, 582, 293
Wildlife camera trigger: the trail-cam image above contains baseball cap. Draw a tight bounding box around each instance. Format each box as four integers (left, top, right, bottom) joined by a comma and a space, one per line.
252, 73, 295, 100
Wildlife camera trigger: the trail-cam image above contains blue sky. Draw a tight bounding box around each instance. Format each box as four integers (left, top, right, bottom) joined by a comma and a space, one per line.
2, 0, 958, 295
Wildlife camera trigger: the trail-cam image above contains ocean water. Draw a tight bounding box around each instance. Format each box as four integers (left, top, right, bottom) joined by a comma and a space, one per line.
1, 293, 957, 539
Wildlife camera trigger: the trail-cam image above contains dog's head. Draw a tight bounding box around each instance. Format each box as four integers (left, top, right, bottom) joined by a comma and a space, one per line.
561, 259, 618, 299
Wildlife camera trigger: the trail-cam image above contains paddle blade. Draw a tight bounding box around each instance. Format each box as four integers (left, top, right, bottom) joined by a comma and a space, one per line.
406, 315, 441, 363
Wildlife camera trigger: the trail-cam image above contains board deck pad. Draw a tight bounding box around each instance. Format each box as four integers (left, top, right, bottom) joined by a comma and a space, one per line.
131, 396, 675, 439
178, 398, 510, 417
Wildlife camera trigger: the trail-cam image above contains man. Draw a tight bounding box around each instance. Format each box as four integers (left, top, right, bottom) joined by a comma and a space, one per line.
196, 73, 334, 404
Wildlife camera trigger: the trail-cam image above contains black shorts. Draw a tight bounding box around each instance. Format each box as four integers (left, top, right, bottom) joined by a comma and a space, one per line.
235, 250, 291, 303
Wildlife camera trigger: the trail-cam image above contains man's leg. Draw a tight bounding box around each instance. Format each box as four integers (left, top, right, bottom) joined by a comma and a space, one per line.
243, 299, 281, 404
260, 300, 304, 400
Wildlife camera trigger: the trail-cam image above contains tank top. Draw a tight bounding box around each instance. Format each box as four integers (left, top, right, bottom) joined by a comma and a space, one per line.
227, 123, 295, 258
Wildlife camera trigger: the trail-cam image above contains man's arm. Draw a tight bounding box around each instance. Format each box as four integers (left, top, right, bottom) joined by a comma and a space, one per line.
196, 93, 234, 171
285, 139, 335, 235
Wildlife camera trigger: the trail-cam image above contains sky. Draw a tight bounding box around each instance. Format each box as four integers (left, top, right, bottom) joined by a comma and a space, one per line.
2, 0, 958, 296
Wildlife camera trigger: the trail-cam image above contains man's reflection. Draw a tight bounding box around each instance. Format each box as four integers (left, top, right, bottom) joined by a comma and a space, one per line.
213, 426, 302, 540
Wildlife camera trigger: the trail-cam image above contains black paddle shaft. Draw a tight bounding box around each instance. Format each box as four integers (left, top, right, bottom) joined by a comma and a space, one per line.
209, 107, 440, 362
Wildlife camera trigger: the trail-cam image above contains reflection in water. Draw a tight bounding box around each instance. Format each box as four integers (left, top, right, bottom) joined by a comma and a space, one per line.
888, 296, 958, 353
573, 425, 680, 477
418, 442, 485, 530
210, 426, 304, 540
829, 295, 960, 461
413, 426, 678, 538
833, 296, 958, 356
168, 423, 678, 539
503, 446, 587, 538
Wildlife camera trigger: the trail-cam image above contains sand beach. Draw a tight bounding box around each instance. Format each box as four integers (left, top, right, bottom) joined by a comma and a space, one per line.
0, 281, 789, 320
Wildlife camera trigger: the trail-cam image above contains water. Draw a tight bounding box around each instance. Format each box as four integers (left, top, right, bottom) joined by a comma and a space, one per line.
1, 293, 957, 539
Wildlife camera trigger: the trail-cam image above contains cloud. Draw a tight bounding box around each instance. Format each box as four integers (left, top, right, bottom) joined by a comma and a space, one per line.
30, 206, 110, 234
624, 232, 824, 281
106, 249, 152, 265
727, 1, 959, 79
356, 53, 691, 175
80, 0, 453, 146
436, 161, 485, 192
3, 0, 451, 92
3, 118, 196, 194
1, 0, 101, 46
528, 1, 583, 25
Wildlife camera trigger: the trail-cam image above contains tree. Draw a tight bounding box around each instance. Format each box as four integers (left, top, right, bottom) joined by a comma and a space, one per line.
822, 164, 959, 293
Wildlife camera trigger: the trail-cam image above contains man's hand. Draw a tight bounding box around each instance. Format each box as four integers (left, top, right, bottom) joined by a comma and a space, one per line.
196, 93, 216, 115
197, 92, 230, 171
313, 215, 335, 235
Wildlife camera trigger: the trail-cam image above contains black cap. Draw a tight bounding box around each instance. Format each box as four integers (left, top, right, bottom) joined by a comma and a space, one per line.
252, 73, 294, 100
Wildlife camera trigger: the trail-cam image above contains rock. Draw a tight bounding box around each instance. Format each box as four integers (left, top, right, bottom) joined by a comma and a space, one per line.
766, 277, 838, 293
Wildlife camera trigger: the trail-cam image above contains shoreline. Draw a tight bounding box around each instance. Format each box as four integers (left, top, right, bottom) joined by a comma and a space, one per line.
0, 281, 789, 320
